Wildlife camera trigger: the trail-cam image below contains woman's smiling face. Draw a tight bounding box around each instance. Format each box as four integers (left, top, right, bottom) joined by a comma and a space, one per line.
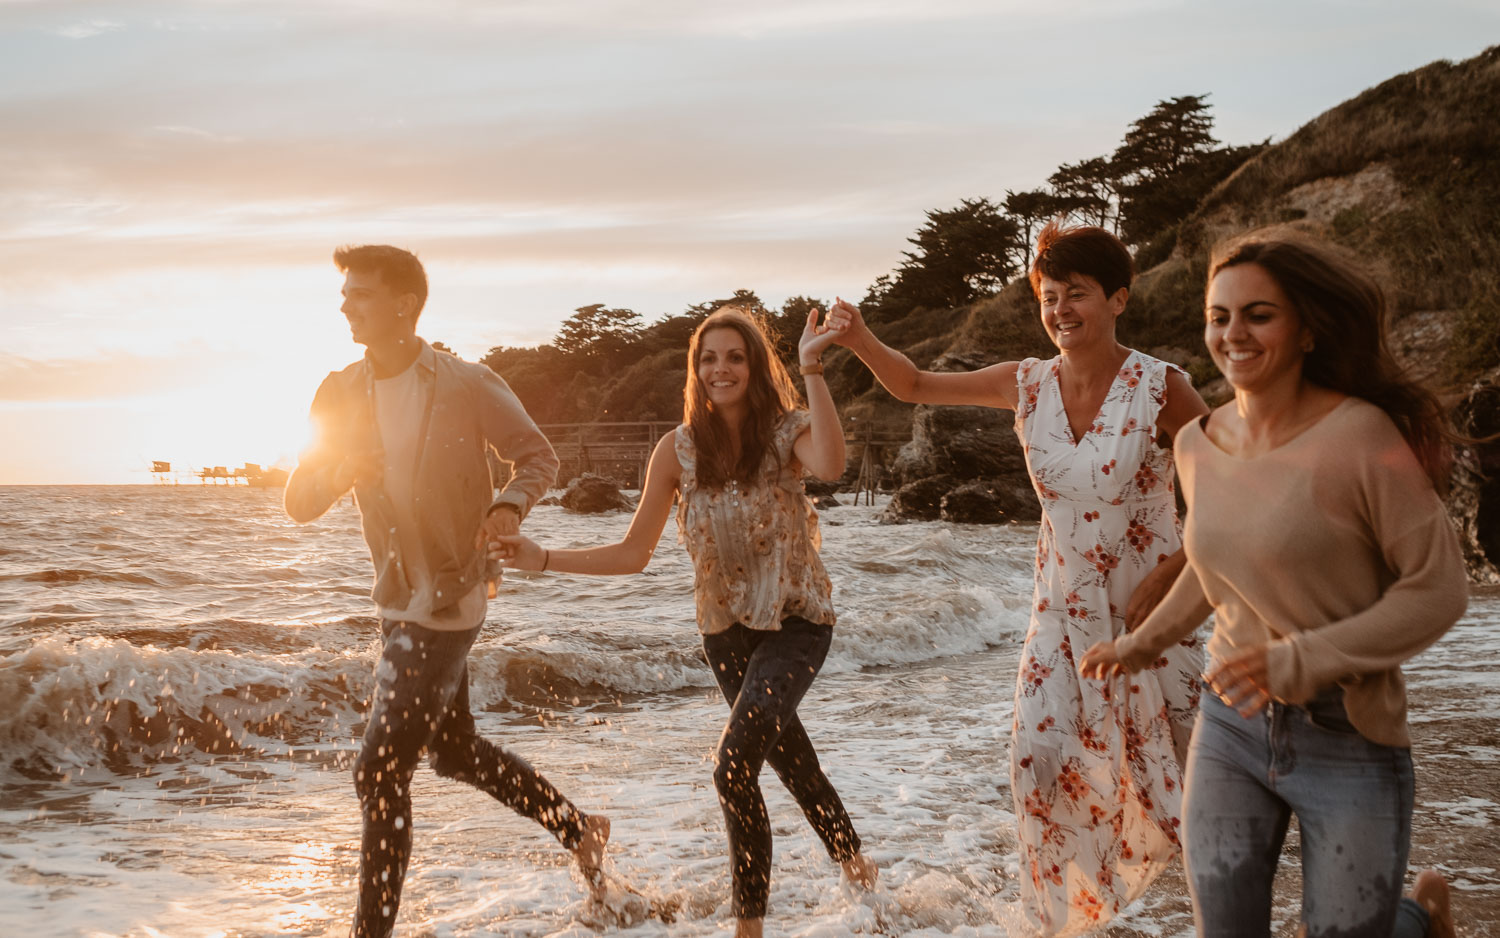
1037, 273, 1124, 352
1205, 262, 1313, 394
697, 326, 751, 411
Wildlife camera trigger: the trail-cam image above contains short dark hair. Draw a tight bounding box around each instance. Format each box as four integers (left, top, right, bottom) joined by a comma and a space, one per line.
1029, 220, 1134, 300
333, 245, 428, 318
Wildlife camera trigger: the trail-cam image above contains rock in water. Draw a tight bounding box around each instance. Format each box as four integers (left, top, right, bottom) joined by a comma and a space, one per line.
889, 354, 1028, 488
803, 478, 844, 497
878, 475, 957, 523
560, 473, 635, 513
940, 479, 1040, 524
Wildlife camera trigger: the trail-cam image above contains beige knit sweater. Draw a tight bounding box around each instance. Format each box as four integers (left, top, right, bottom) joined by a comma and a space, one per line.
1121, 396, 1467, 747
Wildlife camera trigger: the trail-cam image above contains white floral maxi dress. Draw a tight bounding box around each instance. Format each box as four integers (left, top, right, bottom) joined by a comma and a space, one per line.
1010, 352, 1203, 936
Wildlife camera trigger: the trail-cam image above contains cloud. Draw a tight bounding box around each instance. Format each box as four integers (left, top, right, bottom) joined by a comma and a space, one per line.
0, 347, 222, 402
48, 18, 122, 38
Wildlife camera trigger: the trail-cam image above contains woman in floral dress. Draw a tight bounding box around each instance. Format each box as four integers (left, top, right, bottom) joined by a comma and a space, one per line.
828, 221, 1208, 935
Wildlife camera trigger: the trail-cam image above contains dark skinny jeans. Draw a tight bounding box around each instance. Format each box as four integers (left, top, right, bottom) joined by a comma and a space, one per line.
703, 617, 861, 920
352, 619, 588, 938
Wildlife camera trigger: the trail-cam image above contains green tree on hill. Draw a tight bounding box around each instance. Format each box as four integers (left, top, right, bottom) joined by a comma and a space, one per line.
1109, 94, 1266, 245
1113, 94, 1219, 182
1048, 157, 1123, 230
872, 198, 1021, 319
1005, 188, 1067, 270
553, 304, 643, 362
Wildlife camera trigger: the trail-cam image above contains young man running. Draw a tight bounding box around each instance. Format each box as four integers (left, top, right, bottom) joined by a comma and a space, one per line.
286, 244, 607, 938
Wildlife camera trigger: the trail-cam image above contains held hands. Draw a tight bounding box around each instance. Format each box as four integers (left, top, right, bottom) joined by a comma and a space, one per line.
798, 303, 846, 366
488, 534, 547, 571
1077, 636, 1156, 680
1203, 644, 1273, 717
823, 298, 870, 350
474, 503, 521, 550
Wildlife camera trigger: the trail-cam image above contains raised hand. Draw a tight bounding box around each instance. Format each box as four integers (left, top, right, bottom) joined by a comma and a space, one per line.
797, 303, 845, 365
824, 297, 869, 348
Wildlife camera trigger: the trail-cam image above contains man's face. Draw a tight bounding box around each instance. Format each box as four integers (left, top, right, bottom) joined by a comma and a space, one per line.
340, 269, 411, 347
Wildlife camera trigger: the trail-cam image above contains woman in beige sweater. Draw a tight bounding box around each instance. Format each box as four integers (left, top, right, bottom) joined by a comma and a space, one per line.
1079, 234, 1464, 938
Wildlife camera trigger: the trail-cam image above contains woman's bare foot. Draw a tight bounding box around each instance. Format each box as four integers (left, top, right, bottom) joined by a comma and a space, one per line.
733, 917, 764, 938
1412, 869, 1455, 938
572, 814, 610, 897
841, 852, 878, 891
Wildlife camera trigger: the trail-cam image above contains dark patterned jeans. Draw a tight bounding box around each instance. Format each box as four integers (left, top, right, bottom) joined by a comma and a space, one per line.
352, 619, 588, 938
702, 617, 861, 920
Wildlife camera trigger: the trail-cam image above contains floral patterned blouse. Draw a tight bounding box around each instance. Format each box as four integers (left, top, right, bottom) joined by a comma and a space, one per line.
675, 410, 835, 635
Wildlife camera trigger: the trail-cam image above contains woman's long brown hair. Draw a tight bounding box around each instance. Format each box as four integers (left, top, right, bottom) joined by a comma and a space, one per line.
1210, 234, 1455, 494
683, 307, 804, 489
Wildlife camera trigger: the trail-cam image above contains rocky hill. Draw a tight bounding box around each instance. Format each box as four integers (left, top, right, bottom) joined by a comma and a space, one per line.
834, 46, 1500, 580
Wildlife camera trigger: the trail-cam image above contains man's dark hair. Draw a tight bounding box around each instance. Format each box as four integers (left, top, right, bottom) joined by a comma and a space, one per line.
333, 245, 429, 318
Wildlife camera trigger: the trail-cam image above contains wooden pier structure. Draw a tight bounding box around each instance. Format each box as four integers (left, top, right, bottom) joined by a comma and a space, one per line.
149, 461, 289, 487
535, 420, 909, 501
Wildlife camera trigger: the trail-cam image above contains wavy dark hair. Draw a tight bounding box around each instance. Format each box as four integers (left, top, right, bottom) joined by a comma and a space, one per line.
683, 307, 804, 489
1210, 234, 1454, 494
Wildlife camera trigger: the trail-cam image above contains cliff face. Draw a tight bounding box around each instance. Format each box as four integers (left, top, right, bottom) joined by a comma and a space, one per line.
841, 46, 1500, 576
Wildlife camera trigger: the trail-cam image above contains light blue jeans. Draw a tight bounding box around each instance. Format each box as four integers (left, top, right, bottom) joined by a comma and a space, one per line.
1183, 688, 1430, 938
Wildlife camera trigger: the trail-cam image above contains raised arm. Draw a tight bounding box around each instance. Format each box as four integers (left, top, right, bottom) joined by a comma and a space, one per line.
792, 305, 846, 479
491, 431, 682, 575
825, 297, 1020, 410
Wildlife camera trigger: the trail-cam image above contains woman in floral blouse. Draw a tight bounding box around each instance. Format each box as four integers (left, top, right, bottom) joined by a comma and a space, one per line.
491, 306, 876, 938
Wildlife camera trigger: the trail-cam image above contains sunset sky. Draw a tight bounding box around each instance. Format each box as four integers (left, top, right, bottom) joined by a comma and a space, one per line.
2, 1, 1496, 483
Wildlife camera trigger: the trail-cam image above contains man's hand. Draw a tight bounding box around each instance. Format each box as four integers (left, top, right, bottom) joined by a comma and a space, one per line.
475, 503, 521, 549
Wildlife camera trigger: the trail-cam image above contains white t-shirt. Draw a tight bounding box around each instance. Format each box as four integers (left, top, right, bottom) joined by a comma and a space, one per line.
373, 360, 486, 629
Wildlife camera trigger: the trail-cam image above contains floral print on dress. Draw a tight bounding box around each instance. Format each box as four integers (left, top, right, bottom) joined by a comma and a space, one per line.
676, 410, 835, 635
1010, 351, 1202, 937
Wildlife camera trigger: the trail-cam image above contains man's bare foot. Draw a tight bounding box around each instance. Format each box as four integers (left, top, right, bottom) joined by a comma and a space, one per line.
841, 852, 878, 890
1412, 869, 1455, 938
733, 917, 763, 938
573, 814, 610, 897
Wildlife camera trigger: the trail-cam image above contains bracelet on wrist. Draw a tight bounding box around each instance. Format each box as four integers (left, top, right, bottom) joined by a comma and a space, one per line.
799, 360, 824, 376
541, 548, 550, 572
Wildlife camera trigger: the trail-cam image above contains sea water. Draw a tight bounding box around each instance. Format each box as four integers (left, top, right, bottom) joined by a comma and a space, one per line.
1, 485, 1496, 937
